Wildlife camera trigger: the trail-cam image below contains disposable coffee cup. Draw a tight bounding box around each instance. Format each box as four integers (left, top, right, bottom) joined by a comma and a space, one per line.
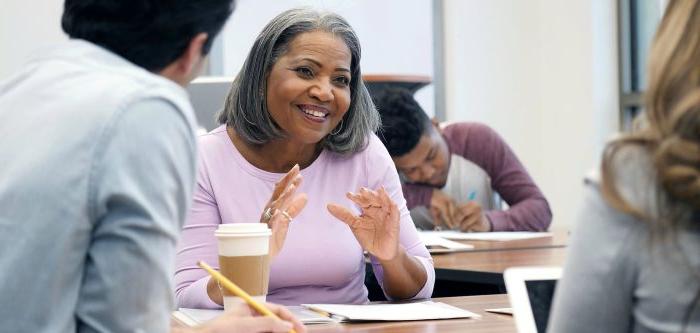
215, 223, 271, 310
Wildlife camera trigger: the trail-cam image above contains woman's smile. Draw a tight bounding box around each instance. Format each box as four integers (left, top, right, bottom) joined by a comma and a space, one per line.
297, 104, 329, 123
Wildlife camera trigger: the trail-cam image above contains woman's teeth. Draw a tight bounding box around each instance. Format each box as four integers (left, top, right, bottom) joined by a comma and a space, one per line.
302, 108, 326, 118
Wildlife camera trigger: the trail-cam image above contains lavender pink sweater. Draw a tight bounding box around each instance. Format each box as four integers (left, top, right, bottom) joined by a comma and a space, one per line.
175, 126, 434, 307
403, 122, 552, 231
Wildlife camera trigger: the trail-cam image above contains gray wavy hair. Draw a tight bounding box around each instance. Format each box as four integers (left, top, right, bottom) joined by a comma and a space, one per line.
217, 8, 380, 155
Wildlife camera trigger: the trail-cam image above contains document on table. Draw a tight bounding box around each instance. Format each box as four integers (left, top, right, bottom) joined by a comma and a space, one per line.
420, 230, 553, 242
302, 301, 480, 321
173, 306, 337, 326
418, 232, 474, 253
485, 307, 514, 315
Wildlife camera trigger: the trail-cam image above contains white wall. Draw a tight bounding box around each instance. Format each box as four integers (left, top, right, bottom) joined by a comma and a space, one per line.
442, 0, 619, 231
0, 0, 67, 79
2, 0, 620, 232
218, 0, 436, 116
1, 1, 435, 114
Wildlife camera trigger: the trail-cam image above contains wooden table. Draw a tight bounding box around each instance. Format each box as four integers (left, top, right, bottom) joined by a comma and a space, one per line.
367, 231, 570, 299
458, 230, 569, 252
434, 247, 568, 284
171, 295, 515, 333
307, 294, 514, 333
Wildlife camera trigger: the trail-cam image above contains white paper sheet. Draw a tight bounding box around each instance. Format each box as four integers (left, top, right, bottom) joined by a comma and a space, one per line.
418, 233, 474, 253
302, 301, 479, 321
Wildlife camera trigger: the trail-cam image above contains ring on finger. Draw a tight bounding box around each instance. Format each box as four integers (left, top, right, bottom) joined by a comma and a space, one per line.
262, 207, 274, 224
280, 210, 293, 222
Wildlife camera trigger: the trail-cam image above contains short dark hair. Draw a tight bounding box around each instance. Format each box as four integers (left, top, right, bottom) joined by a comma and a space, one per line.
373, 87, 431, 157
61, 0, 235, 71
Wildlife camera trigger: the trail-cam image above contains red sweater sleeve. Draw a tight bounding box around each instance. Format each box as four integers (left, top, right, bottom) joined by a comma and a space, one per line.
443, 122, 552, 231
402, 182, 433, 209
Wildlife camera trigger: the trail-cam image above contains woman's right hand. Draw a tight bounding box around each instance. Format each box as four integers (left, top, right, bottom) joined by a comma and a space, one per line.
262, 164, 308, 257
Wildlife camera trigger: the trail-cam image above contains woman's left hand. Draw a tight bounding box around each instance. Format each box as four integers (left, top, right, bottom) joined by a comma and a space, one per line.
327, 186, 400, 261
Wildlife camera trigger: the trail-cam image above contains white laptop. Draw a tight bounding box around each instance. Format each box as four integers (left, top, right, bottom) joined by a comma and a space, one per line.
504, 266, 562, 333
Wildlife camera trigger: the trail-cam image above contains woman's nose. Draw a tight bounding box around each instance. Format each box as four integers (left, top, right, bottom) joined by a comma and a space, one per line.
309, 79, 334, 102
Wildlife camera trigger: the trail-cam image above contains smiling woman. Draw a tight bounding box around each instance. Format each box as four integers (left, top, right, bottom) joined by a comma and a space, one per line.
174, 8, 435, 308
264, 30, 352, 149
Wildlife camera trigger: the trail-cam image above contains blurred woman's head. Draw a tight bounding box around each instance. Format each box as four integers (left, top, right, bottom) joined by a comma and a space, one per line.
602, 0, 700, 226
219, 8, 379, 154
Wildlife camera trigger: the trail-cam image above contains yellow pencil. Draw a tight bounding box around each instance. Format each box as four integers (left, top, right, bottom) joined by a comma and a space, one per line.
198, 261, 296, 333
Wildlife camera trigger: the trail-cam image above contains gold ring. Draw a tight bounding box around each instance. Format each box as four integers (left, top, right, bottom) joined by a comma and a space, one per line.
280, 210, 293, 222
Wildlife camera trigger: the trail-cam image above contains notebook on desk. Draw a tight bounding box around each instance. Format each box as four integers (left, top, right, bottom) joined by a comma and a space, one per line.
504, 266, 561, 333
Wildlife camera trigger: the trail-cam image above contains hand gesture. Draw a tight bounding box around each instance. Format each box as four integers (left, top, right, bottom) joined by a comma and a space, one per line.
327, 187, 400, 261
429, 189, 457, 230
454, 201, 490, 232
261, 164, 308, 257
178, 302, 306, 333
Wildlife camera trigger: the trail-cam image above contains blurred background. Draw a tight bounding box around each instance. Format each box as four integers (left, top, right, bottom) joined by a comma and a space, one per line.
0, 0, 666, 232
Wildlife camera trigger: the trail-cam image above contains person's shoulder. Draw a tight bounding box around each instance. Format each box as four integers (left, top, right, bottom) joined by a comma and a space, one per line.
328, 134, 393, 166
364, 133, 393, 158
606, 144, 656, 204
443, 121, 500, 141
585, 144, 660, 226
443, 121, 494, 133
196, 125, 230, 154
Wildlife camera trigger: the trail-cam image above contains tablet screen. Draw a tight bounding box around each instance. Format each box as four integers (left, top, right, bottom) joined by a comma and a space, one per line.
525, 279, 557, 333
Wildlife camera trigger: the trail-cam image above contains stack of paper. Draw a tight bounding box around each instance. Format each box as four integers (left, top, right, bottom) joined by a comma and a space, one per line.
420, 231, 553, 242
301, 301, 479, 321
173, 306, 337, 327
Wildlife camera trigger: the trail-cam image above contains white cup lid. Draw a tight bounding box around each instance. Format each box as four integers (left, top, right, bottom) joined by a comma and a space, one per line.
215, 223, 271, 237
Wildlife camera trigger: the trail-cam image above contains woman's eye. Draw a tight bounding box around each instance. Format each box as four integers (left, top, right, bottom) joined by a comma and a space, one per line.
295, 67, 313, 78
334, 76, 350, 86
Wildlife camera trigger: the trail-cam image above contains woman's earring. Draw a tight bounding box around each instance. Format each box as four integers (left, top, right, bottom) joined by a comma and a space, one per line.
331, 119, 344, 136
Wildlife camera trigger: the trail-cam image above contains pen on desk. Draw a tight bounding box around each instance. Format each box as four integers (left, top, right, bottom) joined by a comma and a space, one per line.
197, 261, 297, 333
467, 190, 477, 201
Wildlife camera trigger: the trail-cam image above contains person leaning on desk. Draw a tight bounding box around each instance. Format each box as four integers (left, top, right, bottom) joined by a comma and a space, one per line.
174, 8, 434, 308
549, 0, 700, 331
373, 88, 552, 232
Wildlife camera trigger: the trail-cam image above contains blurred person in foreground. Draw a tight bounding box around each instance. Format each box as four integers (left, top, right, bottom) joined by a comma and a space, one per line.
549, 0, 700, 331
0, 1, 303, 332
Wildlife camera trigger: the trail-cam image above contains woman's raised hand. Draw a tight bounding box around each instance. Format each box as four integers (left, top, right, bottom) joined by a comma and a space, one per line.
261, 164, 308, 257
327, 186, 400, 261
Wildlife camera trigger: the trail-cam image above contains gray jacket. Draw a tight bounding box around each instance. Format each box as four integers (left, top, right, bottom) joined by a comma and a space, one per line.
548, 146, 700, 332
0, 40, 197, 332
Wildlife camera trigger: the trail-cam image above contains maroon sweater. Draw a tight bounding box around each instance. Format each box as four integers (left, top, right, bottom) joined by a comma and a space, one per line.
403, 122, 552, 231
